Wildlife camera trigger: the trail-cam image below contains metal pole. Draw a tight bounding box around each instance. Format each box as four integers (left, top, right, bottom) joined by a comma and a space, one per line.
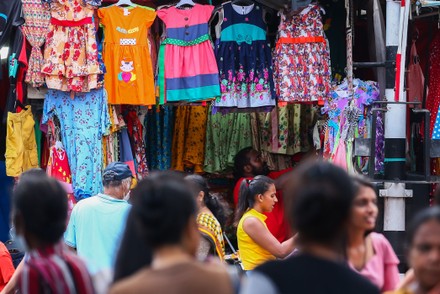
381, 0, 412, 271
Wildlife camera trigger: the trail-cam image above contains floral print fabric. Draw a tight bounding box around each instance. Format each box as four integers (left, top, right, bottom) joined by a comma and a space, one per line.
204, 106, 252, 173
144, 106, 174, 171
172, 106, 208, 173
215, 3, 275, 108
43, 89, 110, 200
274, 5, 332, 103
21, 0, 50, 87
41, 0, 101, 92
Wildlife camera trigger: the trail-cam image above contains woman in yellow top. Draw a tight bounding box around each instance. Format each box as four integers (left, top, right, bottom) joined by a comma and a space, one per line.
235, 175, 295, 271
385, 207, 440, 294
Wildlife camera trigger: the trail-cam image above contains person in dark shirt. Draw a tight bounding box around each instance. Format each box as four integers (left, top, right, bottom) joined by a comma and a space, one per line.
241, 161, 380, 294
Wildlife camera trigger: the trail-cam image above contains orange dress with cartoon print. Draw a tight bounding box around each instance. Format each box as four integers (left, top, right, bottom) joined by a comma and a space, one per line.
98, 6, 156, 105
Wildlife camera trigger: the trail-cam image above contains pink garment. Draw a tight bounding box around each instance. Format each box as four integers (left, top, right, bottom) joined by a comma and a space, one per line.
407, 41, 425, 106
349, 232, 400, 292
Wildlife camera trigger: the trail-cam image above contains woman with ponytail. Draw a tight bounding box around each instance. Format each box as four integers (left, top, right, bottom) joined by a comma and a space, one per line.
185, 175, 226, 261
235, 175, 295, 271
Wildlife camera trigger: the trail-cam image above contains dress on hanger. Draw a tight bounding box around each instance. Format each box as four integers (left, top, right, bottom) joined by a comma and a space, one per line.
273, 4, 331, 103
43, 89, 110, 200
214, 2, 275, 108
41, 0, 101, 92
98, 6, 156, 105
21, 0, 50, 88
157, 4, 220, 103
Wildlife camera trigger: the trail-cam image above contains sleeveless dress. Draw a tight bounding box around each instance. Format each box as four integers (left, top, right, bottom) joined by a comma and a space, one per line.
157, 4, 220, 103
215, 3, 275, 108
98, 6, 156, 105
273, 4, 331, 103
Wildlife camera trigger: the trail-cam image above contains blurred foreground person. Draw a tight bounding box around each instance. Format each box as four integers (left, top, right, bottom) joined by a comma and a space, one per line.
241, 161, 380, 294
12, 171, 94, 294
109, 172, 233, 294
235, 175, 295, 271
347, 176, 400, 291
386, 207, 440, 294
185, 175, 226, 261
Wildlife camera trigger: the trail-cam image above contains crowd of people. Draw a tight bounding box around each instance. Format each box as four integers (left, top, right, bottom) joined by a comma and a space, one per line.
0, 147, 439, 294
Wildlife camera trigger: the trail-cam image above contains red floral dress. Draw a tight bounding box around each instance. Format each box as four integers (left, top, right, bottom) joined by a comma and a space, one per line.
273, 4, 331, 103
41, 0, 101, 92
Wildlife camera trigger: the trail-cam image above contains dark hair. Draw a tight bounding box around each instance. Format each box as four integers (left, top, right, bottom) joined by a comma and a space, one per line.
184, 175, 226, 228
351, 175, 376, 195
113, 209, 152, 282
233, 147, 253, 180
235, 175, 274, 225
131, 172, 197, 249
13, 171, 67, 244
286, 161, 355, 246
405, 207, 440, 249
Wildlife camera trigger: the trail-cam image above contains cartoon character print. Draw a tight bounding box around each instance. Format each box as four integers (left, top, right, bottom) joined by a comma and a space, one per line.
118, 60, 137, 83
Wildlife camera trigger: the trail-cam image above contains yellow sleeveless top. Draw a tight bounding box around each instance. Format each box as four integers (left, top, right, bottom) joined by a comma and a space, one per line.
237, 209, 276, 270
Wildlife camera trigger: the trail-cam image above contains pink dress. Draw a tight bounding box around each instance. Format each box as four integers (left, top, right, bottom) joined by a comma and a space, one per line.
157, 4, 220, 103
349, 232, 400, 292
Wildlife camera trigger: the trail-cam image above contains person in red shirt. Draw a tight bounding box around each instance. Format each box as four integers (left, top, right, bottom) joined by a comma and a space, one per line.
0, 241, 14, 292
233, 147, 292, 242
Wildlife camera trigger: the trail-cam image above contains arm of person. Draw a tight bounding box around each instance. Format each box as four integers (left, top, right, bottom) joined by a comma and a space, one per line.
243, 217, 295, 258
382, 262, 401, 292
1, 258, 23, 294
396, 268, 414, 290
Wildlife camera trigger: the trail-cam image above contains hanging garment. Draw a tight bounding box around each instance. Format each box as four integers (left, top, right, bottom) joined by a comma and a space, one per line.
250, 113, 293, 171
98, 6, 156, 105
427, 32, 440, 138
119, 128, 136, 176
273, 5, 331, 103
21, 0, 50, 88
144, 106, 174, 171
41, 0, 101, 92
0, 0, 23, 48
204, 106, 252, 173
46, 143, 77, 217
5, 106, 39, 177
172, 106, 208, 173
42, 89, 110, 201
214, 3, 275, 108
157, 4, 220, 103
124, 108, 149, 179
322, 79, 381, 172
255, 104, 314, 155
407, 40, 424, 106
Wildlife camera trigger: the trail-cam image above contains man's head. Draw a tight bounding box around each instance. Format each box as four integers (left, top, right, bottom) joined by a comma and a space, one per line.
233, 147, 269, 179
13, 170, 68, 250
102, 162, 133, 199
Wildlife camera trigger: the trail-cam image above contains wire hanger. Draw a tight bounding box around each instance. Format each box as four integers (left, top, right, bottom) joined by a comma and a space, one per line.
175, 0, 196, 8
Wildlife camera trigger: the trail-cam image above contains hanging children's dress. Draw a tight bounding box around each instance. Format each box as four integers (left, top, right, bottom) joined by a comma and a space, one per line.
98, 6, 156, 105
41, 0, 101, 92
157, 4, 220, 103
273, 4, 331, 103
215, 3, 275, 108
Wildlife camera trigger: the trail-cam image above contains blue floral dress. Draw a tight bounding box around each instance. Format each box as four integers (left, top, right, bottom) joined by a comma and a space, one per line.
43, 89, 110, 200
214, 3, 275, 108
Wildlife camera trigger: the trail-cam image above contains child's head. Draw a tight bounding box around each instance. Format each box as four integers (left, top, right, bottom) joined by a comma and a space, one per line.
13, 170, 68, 250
